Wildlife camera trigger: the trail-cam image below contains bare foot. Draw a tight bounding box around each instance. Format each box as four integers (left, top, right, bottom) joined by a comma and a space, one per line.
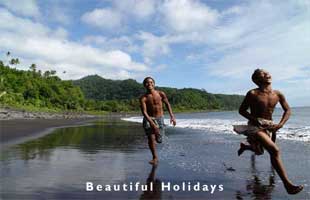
286, 185, 303, 195
238, 143, 246, 156
149, 158, 158, 165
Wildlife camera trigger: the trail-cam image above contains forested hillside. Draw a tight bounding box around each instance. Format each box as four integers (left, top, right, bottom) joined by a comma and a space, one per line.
0, 61, 85, 111
0, 60, 244, 113
74, 75, 244, 111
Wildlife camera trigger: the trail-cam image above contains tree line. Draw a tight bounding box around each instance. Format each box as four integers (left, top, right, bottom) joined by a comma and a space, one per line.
0, 57, 244, 113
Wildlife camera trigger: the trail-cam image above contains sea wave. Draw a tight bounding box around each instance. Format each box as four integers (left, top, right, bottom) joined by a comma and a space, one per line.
121, 117, 310, 142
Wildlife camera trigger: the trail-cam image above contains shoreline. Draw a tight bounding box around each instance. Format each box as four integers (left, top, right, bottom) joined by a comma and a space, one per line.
0, 107, 102, 148
0, 106, 241, 120
0, 107, 97, 120
0, 109, 138, 149
0, 118, 98, 149
0, 106, 142, 149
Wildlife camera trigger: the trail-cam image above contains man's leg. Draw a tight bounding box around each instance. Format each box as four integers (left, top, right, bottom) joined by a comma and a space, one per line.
238, 140, 264, 156
271, 132, 277, 143
238, 142, 254, 156
148, 134, 158, 165
255, 131, 303, 194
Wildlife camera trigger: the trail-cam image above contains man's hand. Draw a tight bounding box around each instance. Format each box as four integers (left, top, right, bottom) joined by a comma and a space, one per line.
152, 126, 160, 135
269, 124, 282, 133
170, 117, 176, 126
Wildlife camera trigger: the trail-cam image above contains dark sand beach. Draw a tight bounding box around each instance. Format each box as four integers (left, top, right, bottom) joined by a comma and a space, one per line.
0, 118, 97, 148
0, 116, 309, 199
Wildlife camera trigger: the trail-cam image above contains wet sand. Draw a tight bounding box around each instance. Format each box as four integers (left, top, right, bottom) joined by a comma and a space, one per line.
0, 118, 97, 148
0, 118, 309, 199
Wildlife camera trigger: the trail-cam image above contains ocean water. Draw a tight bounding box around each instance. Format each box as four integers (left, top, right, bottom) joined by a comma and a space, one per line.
122, 107, 310, 143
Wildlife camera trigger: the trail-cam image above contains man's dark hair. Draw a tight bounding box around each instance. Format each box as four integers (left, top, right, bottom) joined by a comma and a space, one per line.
252, 68, 263, 84
143, 76, 155, 86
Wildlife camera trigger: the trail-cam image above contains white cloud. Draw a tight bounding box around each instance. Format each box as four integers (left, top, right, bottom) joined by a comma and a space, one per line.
79, 0, 310, 86
182, 0, 310, 106
204, 1, 310, 81
277, 78, 310, 107
128, 0, 309, 105
0, 8, 48, 37
0, 9, 149, 80
81, 0, 156, 31
0, 0, 40, 18
83, 35, 138, 52
81, 8, 122, 30
48, 5, 72, 25
131, 0, 156, 19
54, 27, 69, 39
153, 64, 167, 71
160, 0, 219, 33
221, 6, 243, 16
113, 0, 156, 19
137, 32, 171, 61
137, 1, 310, 81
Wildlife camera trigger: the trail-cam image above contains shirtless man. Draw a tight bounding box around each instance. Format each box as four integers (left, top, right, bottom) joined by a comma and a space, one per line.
235, 69, 303, 194
140, 77, 176, 165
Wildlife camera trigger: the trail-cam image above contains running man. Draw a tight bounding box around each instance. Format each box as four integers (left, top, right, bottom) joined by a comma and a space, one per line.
233, 69, 303, 194
140, 77, 176, 165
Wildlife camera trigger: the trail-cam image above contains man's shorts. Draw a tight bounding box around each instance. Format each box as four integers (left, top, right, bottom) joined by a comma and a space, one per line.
142, 117, 165, 137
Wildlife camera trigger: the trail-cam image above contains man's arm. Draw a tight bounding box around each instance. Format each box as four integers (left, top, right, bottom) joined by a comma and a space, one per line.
139, 96, 159, 133
272, 91, 291, 131
239, 90, 259, 124
270, 91, 291, 142
160, 91, 176, 126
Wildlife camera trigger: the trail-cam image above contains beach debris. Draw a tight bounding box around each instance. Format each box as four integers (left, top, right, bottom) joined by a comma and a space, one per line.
223, 162, 236, 172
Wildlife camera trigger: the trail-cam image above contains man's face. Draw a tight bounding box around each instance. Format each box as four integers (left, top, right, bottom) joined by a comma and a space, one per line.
144, 78, 155, 90
256, 70, 272, 85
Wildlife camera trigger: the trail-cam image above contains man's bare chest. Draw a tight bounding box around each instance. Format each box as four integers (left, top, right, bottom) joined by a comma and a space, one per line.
146, 94, 162, 105
254, 93, 279, 107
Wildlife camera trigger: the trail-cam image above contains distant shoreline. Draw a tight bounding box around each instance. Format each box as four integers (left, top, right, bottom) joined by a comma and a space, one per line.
0, 106, 239, 121
0, 107, 98, 120
1, 106, 308, 121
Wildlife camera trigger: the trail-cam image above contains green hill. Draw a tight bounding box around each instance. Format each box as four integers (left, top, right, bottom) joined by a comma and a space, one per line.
0, 61, 85, 111
0, 60, 244, 113
74, 75, 144, 100
73, 75, 244, 111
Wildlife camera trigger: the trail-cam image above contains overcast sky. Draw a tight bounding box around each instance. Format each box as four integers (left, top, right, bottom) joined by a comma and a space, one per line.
0, 0, 309, 106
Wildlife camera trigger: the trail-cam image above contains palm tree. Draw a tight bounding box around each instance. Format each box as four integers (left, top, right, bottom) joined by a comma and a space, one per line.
30, 64, 36, 72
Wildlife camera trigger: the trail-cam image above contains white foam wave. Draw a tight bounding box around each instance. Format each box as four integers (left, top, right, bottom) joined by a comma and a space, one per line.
278, 126, 310, 142
121, 116, 143, 123
121, 117, 310, 142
